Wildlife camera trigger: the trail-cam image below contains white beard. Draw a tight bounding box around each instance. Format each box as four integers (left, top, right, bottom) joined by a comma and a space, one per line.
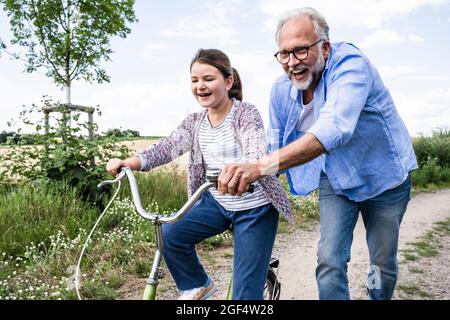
292, 48, 325, 91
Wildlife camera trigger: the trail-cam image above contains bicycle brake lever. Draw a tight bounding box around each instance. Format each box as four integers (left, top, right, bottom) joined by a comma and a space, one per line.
97, 169, 127, 189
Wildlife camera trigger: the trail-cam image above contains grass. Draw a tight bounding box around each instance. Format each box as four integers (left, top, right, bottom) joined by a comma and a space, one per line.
0, 167, 321, 300
397, 283, 432, 298
410, 218, 450, 258
3, 130, 450, 300
397, 218, 450, 299
0, 168, 187, 300
277, 174, 320, 235
408, 267, 423, 274
117, 168, 188, 212
401, 218, 450, 263
0, 181, 100, 256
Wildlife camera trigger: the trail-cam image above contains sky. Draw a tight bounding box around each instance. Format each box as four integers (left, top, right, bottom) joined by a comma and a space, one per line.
1, 0, 450, 137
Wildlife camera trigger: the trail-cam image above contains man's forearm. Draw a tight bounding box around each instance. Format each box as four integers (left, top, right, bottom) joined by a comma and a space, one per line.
258, 133, 325, 176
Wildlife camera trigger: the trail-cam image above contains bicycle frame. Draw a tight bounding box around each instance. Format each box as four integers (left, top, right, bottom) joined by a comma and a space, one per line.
98, 167, 280, 300
99, 167, 220, 300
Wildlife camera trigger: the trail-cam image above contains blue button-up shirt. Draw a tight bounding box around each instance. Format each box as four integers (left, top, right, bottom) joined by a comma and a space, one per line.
268, 42, 418, 201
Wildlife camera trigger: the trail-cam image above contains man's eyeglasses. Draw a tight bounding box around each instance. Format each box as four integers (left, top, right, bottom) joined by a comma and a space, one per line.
274, 39, 323, 64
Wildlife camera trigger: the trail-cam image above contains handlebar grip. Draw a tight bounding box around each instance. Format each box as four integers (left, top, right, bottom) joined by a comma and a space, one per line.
205, 168, 255, 194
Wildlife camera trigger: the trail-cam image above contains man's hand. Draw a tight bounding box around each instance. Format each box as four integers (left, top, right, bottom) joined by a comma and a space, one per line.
218, 162, 262, 196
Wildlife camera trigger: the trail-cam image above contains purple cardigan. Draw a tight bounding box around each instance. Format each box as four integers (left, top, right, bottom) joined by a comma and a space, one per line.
137, 99, 293, 223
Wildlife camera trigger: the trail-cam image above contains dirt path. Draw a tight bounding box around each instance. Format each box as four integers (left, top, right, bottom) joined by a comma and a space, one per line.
120, 189, 450, 301
273, 189, 450, 300
117, 142, 450, 300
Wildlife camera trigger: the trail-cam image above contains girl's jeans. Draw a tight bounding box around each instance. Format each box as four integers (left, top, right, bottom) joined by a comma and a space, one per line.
162, 191, 279, 300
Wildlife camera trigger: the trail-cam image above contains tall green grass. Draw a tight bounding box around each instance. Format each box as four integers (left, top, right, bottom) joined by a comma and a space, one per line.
0, 181, 99, 256
0, 168, 188, 257
117, 168, 188, 213
0, 169, 189, 300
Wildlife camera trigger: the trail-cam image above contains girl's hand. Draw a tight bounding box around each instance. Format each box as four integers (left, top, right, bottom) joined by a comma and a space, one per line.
106, 158, 126, 176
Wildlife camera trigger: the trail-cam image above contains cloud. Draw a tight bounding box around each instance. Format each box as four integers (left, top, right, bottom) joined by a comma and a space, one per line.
0, 69, 199, 136
378, 65, 418, 79
230, 51, 282, 127
0, 73, 61, 132
407, 34, 425, 42
72, 78, 199, 136
140, 43, 168, 59
359, 30, 424, 48
259, 0, 449, 29
161, 0, 243, 46
90, 50, 282, 136
393, 88, 450, 136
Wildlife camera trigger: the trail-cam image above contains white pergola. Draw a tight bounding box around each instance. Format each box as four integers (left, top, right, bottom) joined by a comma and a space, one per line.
42, 103, 95, 140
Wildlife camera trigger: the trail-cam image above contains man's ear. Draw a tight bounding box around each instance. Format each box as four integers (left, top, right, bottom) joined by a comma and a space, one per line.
323, 41, 331, 60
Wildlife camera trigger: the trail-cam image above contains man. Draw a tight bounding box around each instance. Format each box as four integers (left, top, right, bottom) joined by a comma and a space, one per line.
218, 7, 418, 300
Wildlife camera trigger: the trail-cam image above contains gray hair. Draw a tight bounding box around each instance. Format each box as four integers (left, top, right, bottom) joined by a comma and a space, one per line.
275, 7, 330, 44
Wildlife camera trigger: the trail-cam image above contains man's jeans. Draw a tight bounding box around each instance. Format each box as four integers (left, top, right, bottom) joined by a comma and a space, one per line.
162, 191, 279, 300
316, 172, 412, 300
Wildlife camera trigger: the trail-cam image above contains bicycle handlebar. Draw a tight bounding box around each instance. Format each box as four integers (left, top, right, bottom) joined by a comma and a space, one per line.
98, 167, 215, 224
98, 167, 255, 224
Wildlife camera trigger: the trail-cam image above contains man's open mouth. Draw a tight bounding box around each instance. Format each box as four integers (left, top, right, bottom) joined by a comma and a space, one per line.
291, 68, 308, 76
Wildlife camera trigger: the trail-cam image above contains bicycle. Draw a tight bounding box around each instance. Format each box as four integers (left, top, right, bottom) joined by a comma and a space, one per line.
76, 167, 281, 300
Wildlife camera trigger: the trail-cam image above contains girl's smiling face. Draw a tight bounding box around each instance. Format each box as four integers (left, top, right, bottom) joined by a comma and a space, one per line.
191, 62, 233, 110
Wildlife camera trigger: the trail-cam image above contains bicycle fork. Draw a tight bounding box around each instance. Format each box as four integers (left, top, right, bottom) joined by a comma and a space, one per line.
142, 223, 165, 300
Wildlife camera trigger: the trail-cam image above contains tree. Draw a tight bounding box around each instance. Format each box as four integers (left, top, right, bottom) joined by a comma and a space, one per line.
0, 1, 137, 206
0, 0, 137, 104
0, 37, 5, 57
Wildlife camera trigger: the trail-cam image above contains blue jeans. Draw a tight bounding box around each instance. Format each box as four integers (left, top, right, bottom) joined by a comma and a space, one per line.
162, 191, 279, 300
316, 172, 412, 300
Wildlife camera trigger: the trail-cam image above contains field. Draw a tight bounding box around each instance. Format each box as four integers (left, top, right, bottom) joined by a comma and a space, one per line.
118, 139, 189, 172
0, 139, 189, 181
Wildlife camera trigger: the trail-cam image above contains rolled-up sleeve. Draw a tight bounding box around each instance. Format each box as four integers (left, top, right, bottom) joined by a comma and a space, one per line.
307, 54, 373, 152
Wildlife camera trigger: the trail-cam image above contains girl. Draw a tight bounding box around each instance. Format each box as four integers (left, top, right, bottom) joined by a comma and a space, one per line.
106, 49, 293, 300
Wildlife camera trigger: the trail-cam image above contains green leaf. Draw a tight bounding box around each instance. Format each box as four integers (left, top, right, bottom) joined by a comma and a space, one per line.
0, 0, 137, 87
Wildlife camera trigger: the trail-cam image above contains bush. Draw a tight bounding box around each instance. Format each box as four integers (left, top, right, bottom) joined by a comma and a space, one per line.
104, 128, 140, 138
0, 100, 131, 207
413, 130, 450, 168
0, 131, 17, 144
412, 157, 450, 188
412, 128, 450, 189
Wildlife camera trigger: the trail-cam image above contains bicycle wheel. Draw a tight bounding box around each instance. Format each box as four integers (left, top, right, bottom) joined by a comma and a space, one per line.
263, 268, 281, 300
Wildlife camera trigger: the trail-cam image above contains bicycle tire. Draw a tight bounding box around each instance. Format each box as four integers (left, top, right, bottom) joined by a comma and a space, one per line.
263, 268, 281, 300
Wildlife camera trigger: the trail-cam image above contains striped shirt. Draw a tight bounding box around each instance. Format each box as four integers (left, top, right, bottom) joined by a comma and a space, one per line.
199, 106, 270, 211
